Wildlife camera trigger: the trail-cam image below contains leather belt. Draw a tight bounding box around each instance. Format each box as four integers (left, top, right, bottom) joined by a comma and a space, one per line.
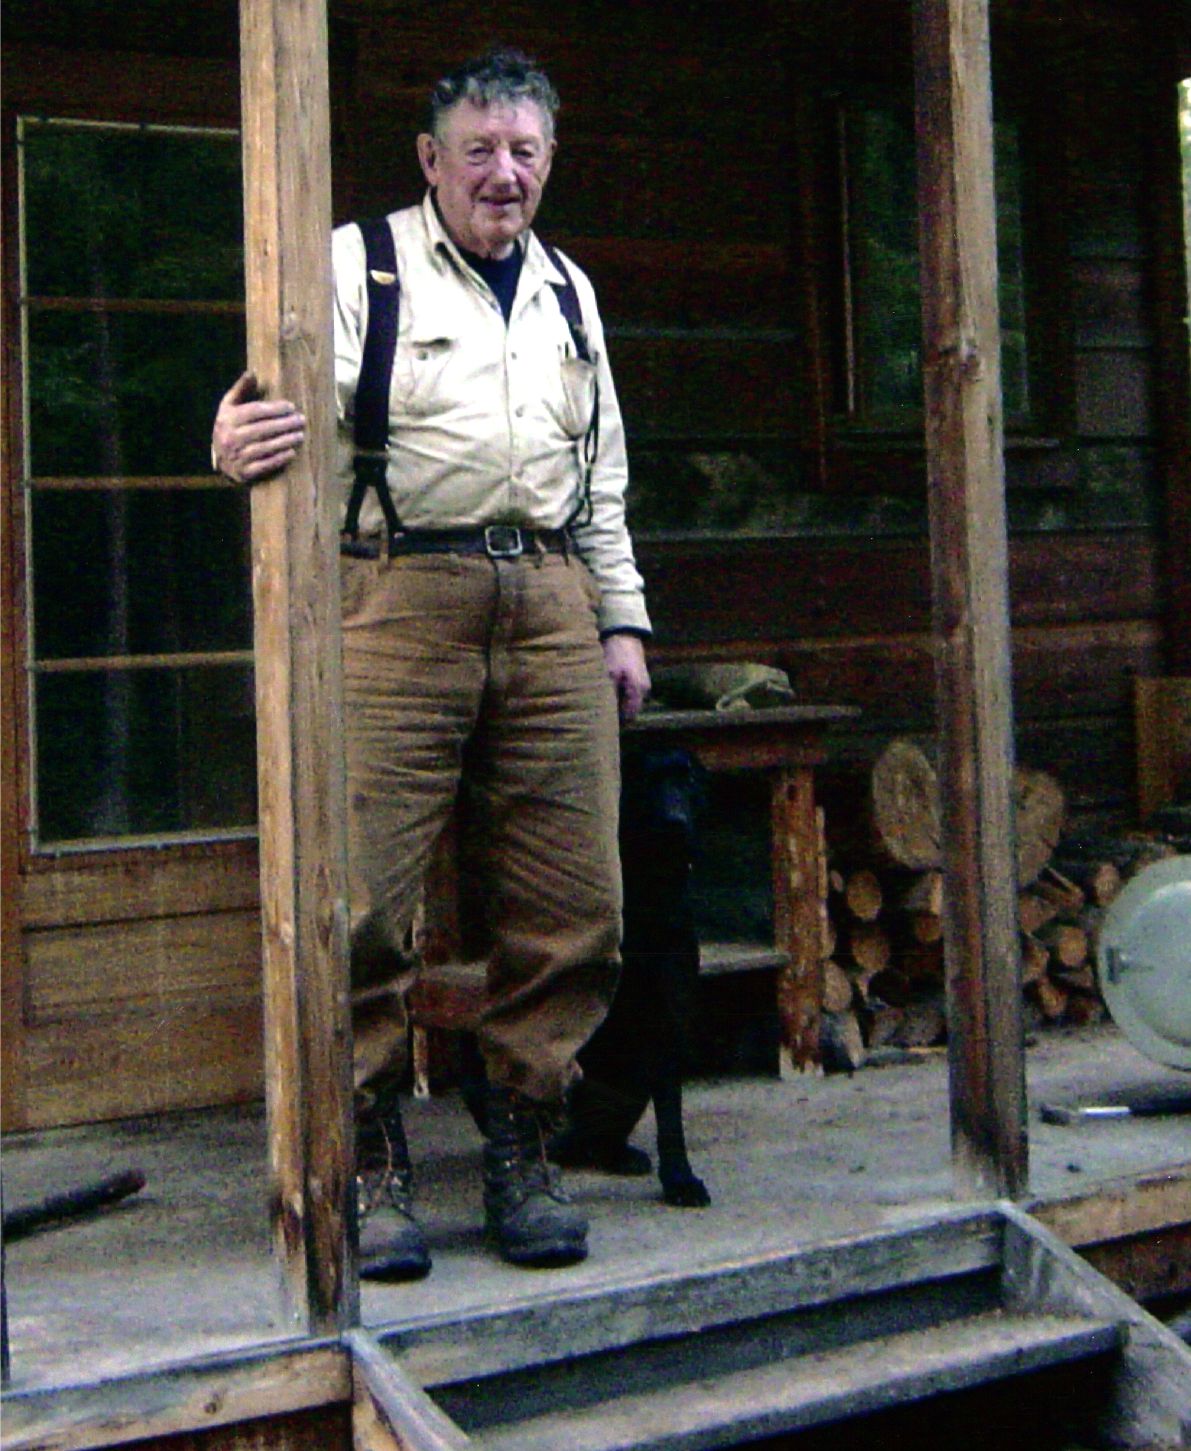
341, 525, 571, 561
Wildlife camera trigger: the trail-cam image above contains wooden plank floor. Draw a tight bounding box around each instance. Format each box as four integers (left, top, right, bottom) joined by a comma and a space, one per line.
3, 1024, 1188, 1394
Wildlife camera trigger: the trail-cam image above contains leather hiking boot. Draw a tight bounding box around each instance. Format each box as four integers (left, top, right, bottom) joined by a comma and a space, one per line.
355, 1083, 430, 1281
483, 1086, 589, 1268
357, 1166, 431, 1281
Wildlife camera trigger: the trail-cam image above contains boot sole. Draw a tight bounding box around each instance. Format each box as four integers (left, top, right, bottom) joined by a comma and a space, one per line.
360, 1250, 432, 1281
489, 1230, 589, 1268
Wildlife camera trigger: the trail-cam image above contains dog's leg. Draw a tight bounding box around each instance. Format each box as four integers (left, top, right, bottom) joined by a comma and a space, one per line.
653, 1072, 710, 1207
551, 1073, 652, 1175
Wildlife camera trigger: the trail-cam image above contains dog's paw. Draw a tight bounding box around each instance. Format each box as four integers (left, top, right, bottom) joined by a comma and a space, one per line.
660, 1172, 711, 1208
552, 1134, 653, 1177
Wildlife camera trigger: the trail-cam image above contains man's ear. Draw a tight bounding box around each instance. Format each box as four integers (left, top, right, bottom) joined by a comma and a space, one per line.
416, 132, 439, 187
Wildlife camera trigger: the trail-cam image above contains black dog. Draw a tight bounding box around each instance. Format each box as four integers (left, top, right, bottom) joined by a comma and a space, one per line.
550, 743, 711, 1208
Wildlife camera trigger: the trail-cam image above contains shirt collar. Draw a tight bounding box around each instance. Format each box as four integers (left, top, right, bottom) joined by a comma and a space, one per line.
420, 189, 559, 289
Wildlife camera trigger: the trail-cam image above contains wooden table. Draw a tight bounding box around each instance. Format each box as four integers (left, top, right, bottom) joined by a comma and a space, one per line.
409, 704, 858, 1082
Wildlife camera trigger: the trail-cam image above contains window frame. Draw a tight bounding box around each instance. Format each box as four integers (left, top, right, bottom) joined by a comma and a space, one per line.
818, 77, 1071, 475
834, 90, 1036, 431
13, 113, 257, 856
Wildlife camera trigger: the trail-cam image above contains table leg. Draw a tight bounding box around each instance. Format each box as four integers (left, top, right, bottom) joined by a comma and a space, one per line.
771, 767, 825, 1075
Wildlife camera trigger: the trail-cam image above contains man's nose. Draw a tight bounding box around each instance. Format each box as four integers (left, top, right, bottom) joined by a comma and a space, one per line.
487, 145, 517, 183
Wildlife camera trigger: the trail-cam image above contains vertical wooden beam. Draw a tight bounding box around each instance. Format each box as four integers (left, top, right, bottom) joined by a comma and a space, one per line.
239, 0, 356, 1331
912, 0, 1028, 1198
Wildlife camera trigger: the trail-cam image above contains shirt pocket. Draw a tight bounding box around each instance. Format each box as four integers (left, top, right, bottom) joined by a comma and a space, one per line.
392, 333, 458, 417
556, 353, 598, 440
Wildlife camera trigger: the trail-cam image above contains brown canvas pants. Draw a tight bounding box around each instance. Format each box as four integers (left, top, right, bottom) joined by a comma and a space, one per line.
341, 546, 622, 1105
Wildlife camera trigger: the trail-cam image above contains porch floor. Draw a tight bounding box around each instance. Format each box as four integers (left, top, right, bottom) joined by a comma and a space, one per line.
3, 1022, 1188, 1394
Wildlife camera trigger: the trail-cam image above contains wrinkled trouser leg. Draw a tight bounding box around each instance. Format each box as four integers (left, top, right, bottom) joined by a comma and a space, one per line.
341, 549, 622, 1106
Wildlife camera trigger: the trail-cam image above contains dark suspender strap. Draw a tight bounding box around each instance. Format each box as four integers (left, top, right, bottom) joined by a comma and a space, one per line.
541, 241, 592, 363
541, 242, 598, 528
345, 217, 403, 540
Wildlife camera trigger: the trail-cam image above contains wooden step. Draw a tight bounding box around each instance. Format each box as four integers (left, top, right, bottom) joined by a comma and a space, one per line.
467, 1311, 1123, 1451
382, 1211, 1006, 1386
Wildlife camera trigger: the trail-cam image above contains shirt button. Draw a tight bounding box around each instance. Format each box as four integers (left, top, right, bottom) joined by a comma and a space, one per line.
515, 405, 526, 417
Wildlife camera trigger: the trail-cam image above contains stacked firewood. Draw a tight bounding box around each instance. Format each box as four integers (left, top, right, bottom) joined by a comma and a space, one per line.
817, 738, 1180, 1071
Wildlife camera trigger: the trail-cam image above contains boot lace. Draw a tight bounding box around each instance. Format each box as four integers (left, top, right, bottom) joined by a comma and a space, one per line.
356, 1115, 414, 1219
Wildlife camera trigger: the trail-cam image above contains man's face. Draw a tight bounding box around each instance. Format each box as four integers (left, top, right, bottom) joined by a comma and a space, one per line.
417, 99, 554, 259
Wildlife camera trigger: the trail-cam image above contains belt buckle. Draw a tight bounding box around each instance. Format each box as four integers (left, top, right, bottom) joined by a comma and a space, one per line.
484, 525, 523, 559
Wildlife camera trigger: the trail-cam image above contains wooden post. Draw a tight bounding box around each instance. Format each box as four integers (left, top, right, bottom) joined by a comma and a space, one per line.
239, 0, 356, 1330
912, 0, 1028, 1198
771, 767, 823, 1075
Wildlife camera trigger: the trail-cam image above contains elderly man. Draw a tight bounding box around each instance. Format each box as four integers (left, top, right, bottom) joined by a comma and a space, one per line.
213, 49, 650, 1276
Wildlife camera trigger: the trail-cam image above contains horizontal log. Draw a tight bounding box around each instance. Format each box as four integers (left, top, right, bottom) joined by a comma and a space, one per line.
1037, 921, 1090, 970
774, 621, 1161, 735
1018, 889, 1060, 936
1064, 990, 1108, 1027
841, 922, 892, 977
820, 1008, 865, 1071
614, 336, 798, 438
561, 238, 793, 327
1033, 867, 1087, 920
1059, 859, 1122, 907
901, 870, 944, 916
822, 959, 855, 1014
906, 910, 943, 945
1020, 934, 1049, 986
892, 998, 947, 1050
1, 42, 239, 120
840, 868, 883, 922
1029, 976, 1070, 1021
638, 532, 1159, 650
1017, 716, 1136, 817
1049, 962, 1097, 994
899, 941, 945, 981
1053, 832, 1181, 878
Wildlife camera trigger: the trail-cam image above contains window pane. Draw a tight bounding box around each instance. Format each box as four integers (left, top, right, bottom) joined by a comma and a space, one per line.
31, 488, 252, 660
27, 310, 246, 477
20, 118, 255, 847
852, 108, 923, 416
35, 666, 257, 844
22, 121, 243, 302
850, 106, 1028, 420
994, 122, 1029, 416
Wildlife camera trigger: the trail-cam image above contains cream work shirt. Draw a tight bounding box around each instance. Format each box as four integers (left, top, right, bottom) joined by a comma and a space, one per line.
332, 194, 650, 636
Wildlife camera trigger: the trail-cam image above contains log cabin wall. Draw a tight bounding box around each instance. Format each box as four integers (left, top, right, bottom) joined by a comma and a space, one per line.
332, 0, 1186, 819
2, 0, 1188, 1130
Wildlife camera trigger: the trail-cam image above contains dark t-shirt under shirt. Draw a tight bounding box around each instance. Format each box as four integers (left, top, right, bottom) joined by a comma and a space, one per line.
460, 244, 523, 323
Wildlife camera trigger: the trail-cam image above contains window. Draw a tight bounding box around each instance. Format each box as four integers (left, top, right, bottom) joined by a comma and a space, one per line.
17, 118, 254, 849
838, 101, 1030, 426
